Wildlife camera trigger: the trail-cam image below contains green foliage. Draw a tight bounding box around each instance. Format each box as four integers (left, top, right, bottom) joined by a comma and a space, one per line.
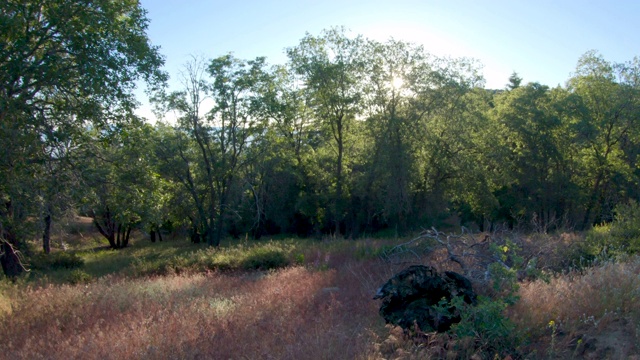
451, 296, 519, 355
130, 241, 296, 276
607, 200, 640, 252
580, 200, 640, 261
0, 0, 166, 276
486, 238, 523, 304
448, 235, 531, 355
30, 252, 85, 271
241, 246, 290, 270
67, 269, 93, 284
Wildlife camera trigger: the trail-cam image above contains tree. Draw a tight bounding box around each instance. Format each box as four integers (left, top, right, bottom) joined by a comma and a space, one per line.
240, 64, 316, 237
287, 27, 365, 235
569, 51, 640, 227
491, 83, 576, 228
407, 55, 485, 226
156, 55, 271, 246
360, 39, 424, 233
506, 72, 523, 90
0, 0, 165, 275
78, 120, 161, 249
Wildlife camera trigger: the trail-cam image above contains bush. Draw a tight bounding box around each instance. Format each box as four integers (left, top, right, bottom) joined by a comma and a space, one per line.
451, 296, 519, 356
608, 200, 640, 252
579, 200, 640, 262
68, 269, 92, 284
241, 247, 290, 270
31, 251, 84, 271
128, 242, 295, 276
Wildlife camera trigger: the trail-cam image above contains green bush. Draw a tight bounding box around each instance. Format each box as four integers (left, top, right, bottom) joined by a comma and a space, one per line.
241, 247, 290, 270
31, 251, 85, 271
608, 200, 640, 252
447, 235, 526, 356
451, 296, 519, 355
129, 242, 294, 276
68, 269, 93, 284
579, 200, 640, 262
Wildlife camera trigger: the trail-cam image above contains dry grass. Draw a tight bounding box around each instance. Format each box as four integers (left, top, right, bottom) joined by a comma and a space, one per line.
4, 226, 640, 359
512, 256, 640, 358
0, 260, 390, 360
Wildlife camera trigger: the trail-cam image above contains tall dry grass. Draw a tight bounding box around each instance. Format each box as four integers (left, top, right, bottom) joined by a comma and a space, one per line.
0, 261, 389, 360
512, 256, 640, 357
5, 230, 640, 359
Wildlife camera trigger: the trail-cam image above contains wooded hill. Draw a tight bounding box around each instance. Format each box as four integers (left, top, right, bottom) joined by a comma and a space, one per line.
2, 1, 639, 277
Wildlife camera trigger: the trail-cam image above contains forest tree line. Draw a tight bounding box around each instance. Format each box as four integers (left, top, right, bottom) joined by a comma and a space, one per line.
1, 1, 640, 276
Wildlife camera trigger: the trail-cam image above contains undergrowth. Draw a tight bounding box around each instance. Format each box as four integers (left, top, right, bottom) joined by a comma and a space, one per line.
3, 222, 640, 359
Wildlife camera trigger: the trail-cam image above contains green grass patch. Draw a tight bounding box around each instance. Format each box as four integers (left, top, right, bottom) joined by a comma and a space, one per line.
30, 251, 85, 271
18, 233, 404, 285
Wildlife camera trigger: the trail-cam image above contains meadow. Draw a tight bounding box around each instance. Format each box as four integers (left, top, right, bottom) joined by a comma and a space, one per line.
1, 219, 640, 359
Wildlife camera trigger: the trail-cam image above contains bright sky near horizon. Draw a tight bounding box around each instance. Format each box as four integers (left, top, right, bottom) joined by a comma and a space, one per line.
135, 0, 639, 120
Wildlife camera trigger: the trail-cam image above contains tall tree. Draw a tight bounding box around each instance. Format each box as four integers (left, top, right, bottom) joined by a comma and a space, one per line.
491, 83, 576, 228
506, 72, 523, 90
287, 27, 365, 235
81, 120, 159, 249
408, 55, 484, 225
0, 0, 165, 275
569, 51, 640, 227
360, 39, 424, 233
157, 55, 270, 246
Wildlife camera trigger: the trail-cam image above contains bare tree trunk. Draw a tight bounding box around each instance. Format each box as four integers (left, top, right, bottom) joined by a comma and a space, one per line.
1, 220, 24, 278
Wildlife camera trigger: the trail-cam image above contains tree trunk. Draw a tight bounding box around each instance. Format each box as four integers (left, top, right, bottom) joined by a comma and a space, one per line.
191, 225, 201, 244
150, 229, 156, 243
1, 241, 23, 278
42, 212, 52, 254
123, 226, 132, 247
0, 201, 25, 277
210, 189, 227, 247
92, 209, 118, 248
116, 223, 122, 248
334, 118, 344, 236
582, 172, 604, 229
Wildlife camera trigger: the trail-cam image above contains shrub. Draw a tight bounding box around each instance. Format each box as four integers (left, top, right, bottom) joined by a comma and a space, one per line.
451, 296, 519, 356
30, 251, 85, 271
445, 242, 523, 356
578, 200, 640, 263
607, 200, 640, 252
68, 269, 93, 284
241, 247, 290, 270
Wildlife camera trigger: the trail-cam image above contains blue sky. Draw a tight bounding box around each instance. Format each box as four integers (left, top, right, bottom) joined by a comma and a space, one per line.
136, 0, 639, 119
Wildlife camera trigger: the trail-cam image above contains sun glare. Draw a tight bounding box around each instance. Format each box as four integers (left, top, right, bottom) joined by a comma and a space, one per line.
391, 76, 404, 89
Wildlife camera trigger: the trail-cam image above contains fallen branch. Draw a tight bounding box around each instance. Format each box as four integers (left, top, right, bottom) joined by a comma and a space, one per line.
381, 226, 514, 283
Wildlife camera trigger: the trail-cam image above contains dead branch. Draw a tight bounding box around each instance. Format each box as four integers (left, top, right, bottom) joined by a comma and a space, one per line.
380, 226, 514, 283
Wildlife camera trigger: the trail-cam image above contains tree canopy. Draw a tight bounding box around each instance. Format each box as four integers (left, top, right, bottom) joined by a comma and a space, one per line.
1, 0, 165, 275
